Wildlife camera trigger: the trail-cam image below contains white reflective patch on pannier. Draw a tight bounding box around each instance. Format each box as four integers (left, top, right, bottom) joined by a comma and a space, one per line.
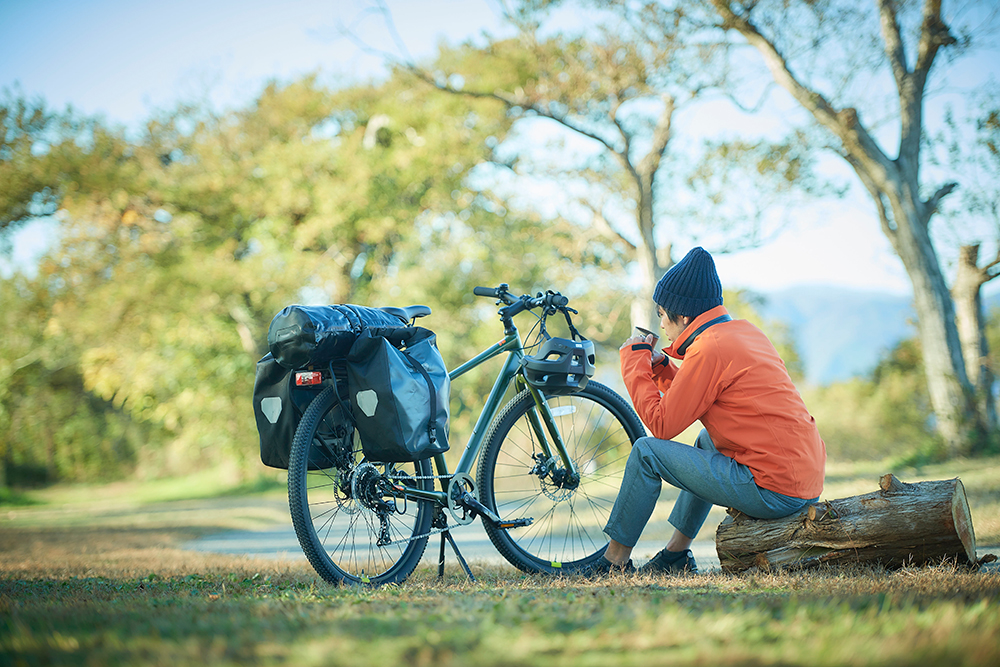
260, 397, 283, 424
356, 389, 379, 417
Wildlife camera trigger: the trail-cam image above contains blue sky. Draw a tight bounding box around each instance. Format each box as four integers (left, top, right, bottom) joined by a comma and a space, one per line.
2, 0, 997, 295
0, 0, 505, 121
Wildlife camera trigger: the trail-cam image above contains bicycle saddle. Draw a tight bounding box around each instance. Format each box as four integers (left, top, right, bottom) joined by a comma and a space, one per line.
379, 305, 432, 322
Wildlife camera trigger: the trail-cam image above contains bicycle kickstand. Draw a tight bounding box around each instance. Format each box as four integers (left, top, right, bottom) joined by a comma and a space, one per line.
438, 529, 475, 582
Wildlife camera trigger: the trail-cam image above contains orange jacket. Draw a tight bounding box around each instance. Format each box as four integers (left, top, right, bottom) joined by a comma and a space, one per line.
620, 305, 825, 499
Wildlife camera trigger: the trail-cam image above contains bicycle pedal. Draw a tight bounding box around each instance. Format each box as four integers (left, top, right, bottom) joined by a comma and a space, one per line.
497, 518, 533, 530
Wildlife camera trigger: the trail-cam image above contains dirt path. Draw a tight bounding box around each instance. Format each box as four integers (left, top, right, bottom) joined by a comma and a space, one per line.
180, 519, 726, 570
3, 493, 996, 579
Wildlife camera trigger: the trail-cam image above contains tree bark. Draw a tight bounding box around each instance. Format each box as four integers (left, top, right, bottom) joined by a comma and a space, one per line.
626, 93, 675, 331
953, 244, 999, 448
715, 474, 977, 572
632, 242, 663, 332
890, 197, 977, 457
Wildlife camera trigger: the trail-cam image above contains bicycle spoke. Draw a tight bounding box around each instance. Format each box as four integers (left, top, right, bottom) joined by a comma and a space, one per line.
478, 383, 641, 572
289, 386, 433, 585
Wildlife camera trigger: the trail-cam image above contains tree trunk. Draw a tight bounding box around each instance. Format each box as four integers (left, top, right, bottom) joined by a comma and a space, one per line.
631, 238, 660, 333
629, 96, 675, 333
716, 474, 977, 573
889, 202, 979, 456
952, 244, 998, 448
631, 201, 668, 332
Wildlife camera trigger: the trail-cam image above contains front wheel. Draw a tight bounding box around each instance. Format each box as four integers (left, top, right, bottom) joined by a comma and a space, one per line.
287, 386, 435, 586
476, 381, 645, 574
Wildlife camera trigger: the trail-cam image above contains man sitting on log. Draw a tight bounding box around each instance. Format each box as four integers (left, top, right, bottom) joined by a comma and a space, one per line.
583, 247, 827, 576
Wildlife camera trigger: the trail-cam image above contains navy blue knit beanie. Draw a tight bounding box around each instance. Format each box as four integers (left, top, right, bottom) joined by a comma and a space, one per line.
652, 247, 723, 317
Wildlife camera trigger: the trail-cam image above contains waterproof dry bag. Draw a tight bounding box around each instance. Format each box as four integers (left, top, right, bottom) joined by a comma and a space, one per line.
346, 327, 450, 463
267, 304, 408, 369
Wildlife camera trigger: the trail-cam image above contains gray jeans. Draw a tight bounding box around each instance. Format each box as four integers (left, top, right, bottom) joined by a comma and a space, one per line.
604, 430, 818, 547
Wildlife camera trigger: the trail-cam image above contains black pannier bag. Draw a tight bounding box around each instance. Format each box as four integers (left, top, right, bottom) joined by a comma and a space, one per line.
346, 327, 451, 463
253, 353, 352, 470
267, 304, 408, 369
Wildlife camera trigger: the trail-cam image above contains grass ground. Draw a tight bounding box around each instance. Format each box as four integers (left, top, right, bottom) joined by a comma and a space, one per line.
2, 457, 999, 666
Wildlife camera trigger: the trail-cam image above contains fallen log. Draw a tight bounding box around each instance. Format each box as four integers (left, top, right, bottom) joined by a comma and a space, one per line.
715, 474, 977, 573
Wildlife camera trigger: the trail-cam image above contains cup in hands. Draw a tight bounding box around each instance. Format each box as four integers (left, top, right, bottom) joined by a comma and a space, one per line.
634, 326, 659, 347
632, 326, 666, 364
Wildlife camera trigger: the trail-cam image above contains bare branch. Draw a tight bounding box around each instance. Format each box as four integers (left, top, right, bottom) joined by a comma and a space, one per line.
900, 0, 956, 174
926, 181, 958, 214
846, 151, 898, 245
722, 78, 782, 115
335, 5, 407, 70
373, 0, 413, 63
606, 95, 640, 182
876, 0, 910, 92
915, 0, 957, 75
406, 65, 633, 172
956, 244, 1000, 289
637, 94, 675, 182
577, 198, 636, 251
983, 249, 1000, 282
709, 0, 894, 177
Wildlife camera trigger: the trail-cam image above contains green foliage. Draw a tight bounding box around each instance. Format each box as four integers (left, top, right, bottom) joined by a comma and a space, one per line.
803, 337, 942, 462
0, 96, 70, 235
0, 276, 159, 485
0, 54, 626, 485
799, 304, 1000, 464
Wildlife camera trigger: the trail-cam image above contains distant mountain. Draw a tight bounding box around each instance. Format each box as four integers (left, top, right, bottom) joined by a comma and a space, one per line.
756, 286, 1000, 386
756, 286, 916, 386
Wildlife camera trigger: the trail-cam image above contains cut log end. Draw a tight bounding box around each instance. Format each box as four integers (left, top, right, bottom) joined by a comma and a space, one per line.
951, 478, 977, 563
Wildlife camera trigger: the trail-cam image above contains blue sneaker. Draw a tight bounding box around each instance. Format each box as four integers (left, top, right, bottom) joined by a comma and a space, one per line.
639, 548, 698, 575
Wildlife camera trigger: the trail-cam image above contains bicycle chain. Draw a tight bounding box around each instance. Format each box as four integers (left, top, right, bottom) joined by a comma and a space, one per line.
378, 472, 475, 547
397, 473, 453, 481
380, 524, 453, 547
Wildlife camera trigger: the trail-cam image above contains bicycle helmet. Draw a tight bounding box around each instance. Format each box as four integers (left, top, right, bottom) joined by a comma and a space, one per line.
521, 337, 596, 395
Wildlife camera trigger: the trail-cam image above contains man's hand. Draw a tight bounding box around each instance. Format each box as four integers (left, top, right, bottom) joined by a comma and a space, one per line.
621, 333, 666, 365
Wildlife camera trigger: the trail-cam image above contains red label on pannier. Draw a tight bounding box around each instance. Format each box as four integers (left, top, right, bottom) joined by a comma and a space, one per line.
295, 371, 323, 386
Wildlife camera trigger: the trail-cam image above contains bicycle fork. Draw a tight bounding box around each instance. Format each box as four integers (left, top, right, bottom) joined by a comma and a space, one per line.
519, 377, 581, 491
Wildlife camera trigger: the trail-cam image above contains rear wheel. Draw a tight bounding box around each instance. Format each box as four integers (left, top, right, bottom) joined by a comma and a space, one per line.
476, 381, 645, 574
287, 386, 434, 585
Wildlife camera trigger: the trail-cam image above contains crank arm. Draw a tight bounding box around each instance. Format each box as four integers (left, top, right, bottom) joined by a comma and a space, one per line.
458, 489, 533, 530
457, 488, 502, 523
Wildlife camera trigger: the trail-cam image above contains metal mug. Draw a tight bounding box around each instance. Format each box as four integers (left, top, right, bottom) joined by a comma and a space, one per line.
634, 326, 659, 346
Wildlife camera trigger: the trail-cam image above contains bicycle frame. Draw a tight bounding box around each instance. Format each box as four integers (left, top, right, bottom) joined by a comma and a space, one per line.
387, 326, 578, 512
